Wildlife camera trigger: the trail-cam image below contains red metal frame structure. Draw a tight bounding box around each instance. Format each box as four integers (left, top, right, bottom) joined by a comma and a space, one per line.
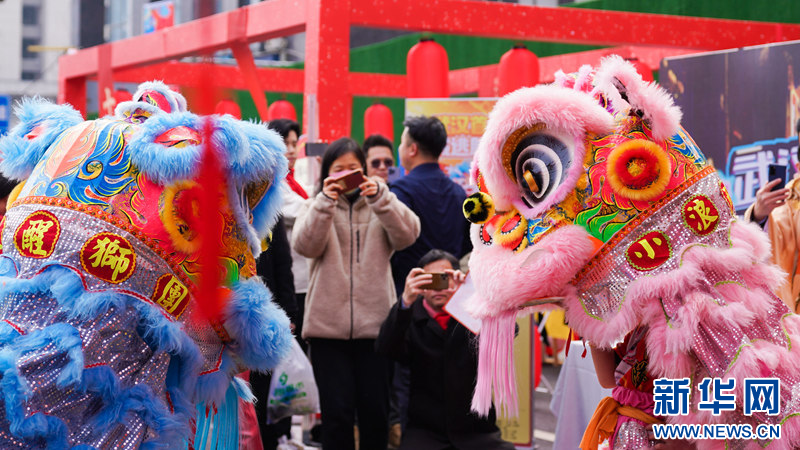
59, 0, 800, 141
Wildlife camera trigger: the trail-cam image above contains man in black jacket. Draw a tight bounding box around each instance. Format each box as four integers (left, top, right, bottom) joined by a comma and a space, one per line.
376, 250, 515, 450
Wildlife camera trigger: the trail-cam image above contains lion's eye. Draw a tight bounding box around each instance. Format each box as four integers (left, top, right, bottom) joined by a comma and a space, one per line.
510, 134, 572, 206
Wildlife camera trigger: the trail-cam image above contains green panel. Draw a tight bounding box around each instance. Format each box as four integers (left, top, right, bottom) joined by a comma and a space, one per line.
350, 33, 605, 74
566, 0, 800, 23
234, 90, 304, 126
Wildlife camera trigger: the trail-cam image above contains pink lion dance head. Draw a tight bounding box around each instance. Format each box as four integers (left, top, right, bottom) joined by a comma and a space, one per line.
466, 56, 800, 448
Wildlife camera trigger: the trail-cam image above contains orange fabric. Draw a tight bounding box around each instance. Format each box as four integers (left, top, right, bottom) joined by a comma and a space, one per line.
767, 178, 800, 312
579, 396, 663, 450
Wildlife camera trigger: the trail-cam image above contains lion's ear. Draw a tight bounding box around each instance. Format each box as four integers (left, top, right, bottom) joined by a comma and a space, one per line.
0, 98, 83, 180
593, 55, 682, 142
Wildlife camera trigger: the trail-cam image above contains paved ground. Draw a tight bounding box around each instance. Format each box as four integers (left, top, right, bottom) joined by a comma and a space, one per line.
532, 363, 561, 450
291, 362, 566, 449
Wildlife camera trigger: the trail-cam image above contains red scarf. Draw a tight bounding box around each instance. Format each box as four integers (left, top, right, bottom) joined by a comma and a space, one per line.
423, 300, 451, 330
286, 168, 308, 199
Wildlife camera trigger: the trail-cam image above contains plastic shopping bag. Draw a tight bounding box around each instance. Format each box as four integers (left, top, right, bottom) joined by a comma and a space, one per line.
266, 339, 320, 424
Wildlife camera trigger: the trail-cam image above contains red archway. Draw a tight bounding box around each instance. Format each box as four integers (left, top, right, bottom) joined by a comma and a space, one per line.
58, 0, 800, 141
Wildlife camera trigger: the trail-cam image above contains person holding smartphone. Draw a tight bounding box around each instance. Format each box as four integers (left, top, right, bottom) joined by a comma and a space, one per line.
745, 118, 800, 311
376, 250, 515, 450
292, 137, 420, 450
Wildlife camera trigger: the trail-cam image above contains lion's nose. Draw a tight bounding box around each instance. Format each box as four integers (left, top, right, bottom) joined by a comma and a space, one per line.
463, 192, 495, 224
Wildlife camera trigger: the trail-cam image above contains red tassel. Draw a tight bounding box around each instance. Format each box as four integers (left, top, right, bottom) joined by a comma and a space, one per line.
564, 329, 572, 358
582, 339, 588, 358
194, 117, 227, 322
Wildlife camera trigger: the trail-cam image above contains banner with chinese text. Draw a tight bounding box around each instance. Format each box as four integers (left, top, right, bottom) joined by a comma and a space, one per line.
661, 41, 800, 213
405, 99, 497, 195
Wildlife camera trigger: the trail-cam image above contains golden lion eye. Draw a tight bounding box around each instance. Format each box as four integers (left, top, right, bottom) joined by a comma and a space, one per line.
502, 124, 573, 207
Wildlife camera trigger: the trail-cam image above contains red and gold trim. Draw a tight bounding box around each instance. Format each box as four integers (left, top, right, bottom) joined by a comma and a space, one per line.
13, 210, 60, 259
682, 195, 719, 236
625, 230, 671, 271
574, 166, 715, 283
80, 232, 137, 284
152, 274, 190, 318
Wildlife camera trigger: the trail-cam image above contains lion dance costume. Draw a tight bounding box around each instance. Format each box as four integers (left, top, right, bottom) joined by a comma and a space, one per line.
0, 82, 292, 448
465, 56, 800, 449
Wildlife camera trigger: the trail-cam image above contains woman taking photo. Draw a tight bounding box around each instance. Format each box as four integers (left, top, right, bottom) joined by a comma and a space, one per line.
292, 137, 420, 450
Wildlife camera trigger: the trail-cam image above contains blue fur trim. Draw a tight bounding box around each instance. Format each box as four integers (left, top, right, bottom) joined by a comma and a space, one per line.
231, 376, 255, 403
227, 120, 288, 246
0, 339, 70, 448
0, 347, 31, 431
227, 182, 263, 256
211, 115, 249, 177
91, 383, 189, 448
133, 81, 186, 113
229, 120, 288, 184
79, 365, 119, 401
132, 301, 204, 400
0, 256, 19, 277
251, 176, 287, 243
194, 351, 238, 405
225, 278, 292, 372
0, 98, 83, 180
80, 365, 190, 448
0, 322, 22, 344
127, 111, 203, 185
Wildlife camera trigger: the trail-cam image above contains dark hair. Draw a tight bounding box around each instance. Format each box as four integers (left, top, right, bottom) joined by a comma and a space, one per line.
417, 249, 459, 271
363, 134, 394, 159
0, 175, 15, 199
403, 115, 448, 159
318, 137, 366, 193
267, 118, 301, 141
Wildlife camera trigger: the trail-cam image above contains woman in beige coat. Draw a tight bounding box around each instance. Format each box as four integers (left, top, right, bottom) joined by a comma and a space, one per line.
292, 137, 420, 450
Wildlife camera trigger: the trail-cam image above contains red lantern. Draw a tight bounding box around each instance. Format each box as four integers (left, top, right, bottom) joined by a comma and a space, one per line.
497, 45, 539, 96
364, 103, 394, 141
407, 38, 449, 98
267, 99, 297, 121
113, 90, 133, 104
628, 58, 654, 82
215, 99, 241, 119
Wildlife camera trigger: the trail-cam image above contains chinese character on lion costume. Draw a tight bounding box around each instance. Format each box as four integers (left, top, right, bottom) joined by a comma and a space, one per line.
465, 56, 800, 449
0, 82, 293, 448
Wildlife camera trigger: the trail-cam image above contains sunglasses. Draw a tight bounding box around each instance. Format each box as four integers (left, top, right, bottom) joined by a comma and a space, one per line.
370, 158, 394, 169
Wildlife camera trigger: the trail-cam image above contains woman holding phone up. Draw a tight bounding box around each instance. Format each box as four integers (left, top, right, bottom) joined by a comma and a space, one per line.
292, 137, 420, 450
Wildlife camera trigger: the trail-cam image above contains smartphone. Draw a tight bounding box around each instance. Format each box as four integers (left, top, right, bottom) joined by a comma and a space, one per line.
331, 169, 366, 193
767, 164, 788, 191
387, 166, 404, 185
420, 272, 449, 290
305, 142, 328, 157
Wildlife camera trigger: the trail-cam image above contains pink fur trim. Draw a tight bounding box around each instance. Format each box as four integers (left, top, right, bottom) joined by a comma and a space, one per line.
466, 225, 597, 318
592, 55, 682, 142
472, 311, 518, 417
477, 85, 614, 215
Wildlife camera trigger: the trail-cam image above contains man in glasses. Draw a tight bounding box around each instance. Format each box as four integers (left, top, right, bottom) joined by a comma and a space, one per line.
364, 134, 396, 183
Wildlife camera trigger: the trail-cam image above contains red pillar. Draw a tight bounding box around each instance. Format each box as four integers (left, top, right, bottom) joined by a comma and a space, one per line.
58, 75, 87, 118
231, 42, 270, 122
304, 0, 351, 141
97, 43, 115, 117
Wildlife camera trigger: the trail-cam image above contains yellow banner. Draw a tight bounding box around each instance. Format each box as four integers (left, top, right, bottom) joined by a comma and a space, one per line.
405, 99, 497, 194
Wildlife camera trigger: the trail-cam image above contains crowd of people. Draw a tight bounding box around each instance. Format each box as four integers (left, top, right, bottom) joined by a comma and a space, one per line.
252, 115, 511, 450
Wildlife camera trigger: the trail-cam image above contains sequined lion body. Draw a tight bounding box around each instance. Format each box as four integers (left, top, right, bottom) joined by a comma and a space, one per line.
467, 57, 800, 449
0, 82, 292, 449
